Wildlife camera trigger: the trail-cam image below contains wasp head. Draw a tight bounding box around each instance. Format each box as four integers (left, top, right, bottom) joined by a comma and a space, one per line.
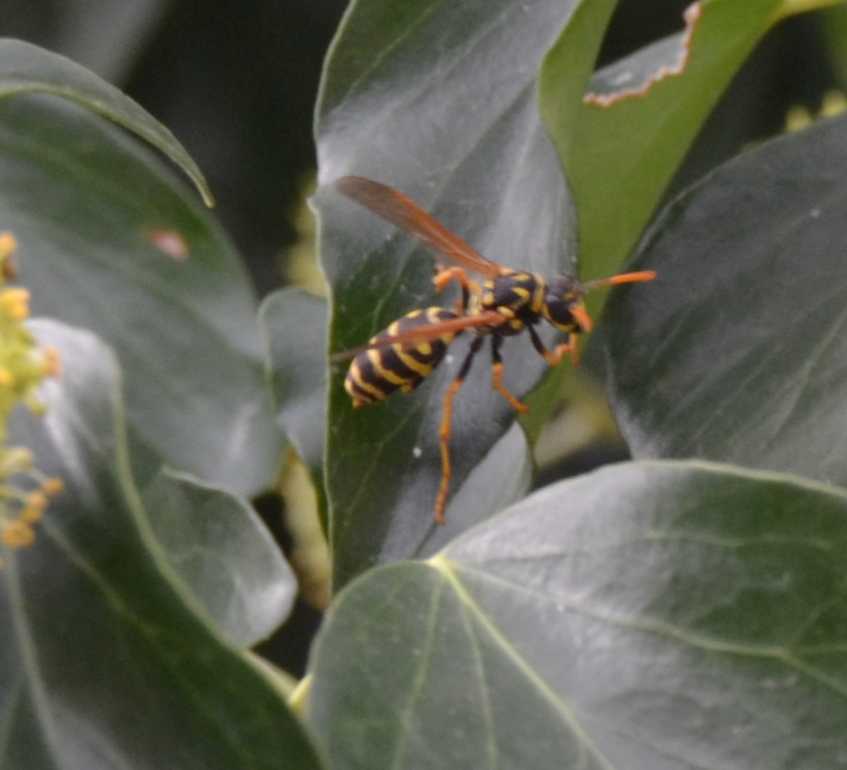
542, 276, 592, 333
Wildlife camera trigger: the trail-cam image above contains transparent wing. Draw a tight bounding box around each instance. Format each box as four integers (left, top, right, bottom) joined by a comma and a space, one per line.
335, 176, 502, 278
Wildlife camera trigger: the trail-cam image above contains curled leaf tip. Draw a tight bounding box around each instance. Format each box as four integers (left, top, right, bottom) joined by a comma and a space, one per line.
583, 2, 702, 108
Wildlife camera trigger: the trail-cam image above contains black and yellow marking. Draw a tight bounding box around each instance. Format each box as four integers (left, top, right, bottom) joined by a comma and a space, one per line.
344, 306, 461, 407
480, 270, 548, 336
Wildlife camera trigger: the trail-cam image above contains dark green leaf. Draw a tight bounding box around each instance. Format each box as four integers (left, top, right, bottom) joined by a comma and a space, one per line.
142, 467, 297, 648
0, 37, 212, 204
309, 460, 847, 770
2, 320, 322, 770
0, 95, 281, 494
261, 288, 328, 478
316, 0, 588, 588
540, 0, 782, 284
607, 113, 847, 485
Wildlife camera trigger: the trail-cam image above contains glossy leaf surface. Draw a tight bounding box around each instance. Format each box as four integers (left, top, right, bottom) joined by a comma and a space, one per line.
309, 460, 847, 770
142, 468, 297, 648
0, 37, 212, 204
0, 94, 280, 494
606, 113, 847, 485
1, 320, 321, 770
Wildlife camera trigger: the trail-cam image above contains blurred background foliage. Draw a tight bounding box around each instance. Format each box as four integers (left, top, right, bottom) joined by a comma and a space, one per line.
4, 0, 845, 296
4, 0, 845, 677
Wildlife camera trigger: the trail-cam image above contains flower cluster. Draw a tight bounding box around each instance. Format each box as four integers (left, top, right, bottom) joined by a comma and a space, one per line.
0, 232, 63, 556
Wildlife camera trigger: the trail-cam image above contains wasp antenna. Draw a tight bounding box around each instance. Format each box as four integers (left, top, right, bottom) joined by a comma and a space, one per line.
583, 270, 657, 290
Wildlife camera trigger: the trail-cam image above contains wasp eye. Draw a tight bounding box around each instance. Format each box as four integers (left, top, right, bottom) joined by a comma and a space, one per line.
543, 277, 587, 331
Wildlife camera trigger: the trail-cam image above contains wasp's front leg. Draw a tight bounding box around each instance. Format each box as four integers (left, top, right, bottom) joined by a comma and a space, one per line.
527, 324, 580, 366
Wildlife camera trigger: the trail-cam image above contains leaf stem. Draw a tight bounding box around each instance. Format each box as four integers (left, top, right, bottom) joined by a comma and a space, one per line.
288, 675, 311, 715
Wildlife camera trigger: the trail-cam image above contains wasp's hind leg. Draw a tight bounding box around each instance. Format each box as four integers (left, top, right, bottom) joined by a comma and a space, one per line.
527, 324, 579, 366
435, 335, 484, 524
490, 335, 529, 414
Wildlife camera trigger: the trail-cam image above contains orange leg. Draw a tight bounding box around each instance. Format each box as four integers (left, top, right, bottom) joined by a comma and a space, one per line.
435, 336, 483, 524
528, 325, 580, 367
490, 336, 528, 413
491, 363, 528, 413
433, 266, 480, 314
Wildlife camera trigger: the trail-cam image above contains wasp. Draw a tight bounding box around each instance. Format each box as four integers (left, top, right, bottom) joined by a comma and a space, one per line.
333, 176, 655, 524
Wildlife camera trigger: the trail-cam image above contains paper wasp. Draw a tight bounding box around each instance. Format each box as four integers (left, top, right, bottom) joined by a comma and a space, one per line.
333, 176, 655, 524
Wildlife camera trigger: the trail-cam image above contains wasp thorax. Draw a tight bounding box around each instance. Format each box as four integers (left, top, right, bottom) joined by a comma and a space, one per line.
481, 271, 539, 312
542, 275, 583, 331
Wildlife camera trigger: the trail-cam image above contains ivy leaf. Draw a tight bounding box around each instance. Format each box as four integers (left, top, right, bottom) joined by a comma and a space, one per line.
142, 468, 297, 648
2, 320, 322, 770
315, 0, 611, 588
0, 37, 212, 204
309, 460, 847, 770
0, 93, 281, 494
540, 0, 783, 284
606, 112, 847, 485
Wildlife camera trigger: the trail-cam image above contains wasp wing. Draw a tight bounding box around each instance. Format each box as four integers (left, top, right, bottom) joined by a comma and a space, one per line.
335, 176, 502, 278
331, 310, 506, 362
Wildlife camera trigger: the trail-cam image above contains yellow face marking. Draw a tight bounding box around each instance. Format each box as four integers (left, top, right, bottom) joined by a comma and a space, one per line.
347, 361, 388, 400
497, 306, 515, 319
367, 349, 410, 387
513, 286, 530, 301
396, 348, 433, 377
483, 292, 496, 306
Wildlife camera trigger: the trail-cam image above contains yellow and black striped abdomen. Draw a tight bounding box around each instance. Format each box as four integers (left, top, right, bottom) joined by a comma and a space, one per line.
345, 307, 460, 407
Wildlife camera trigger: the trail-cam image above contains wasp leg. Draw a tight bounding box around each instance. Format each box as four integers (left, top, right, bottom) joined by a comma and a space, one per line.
528, 324, 579, 366
433, 266, 480, 313
435, 335, 483, 524
490, 335, 529, 413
